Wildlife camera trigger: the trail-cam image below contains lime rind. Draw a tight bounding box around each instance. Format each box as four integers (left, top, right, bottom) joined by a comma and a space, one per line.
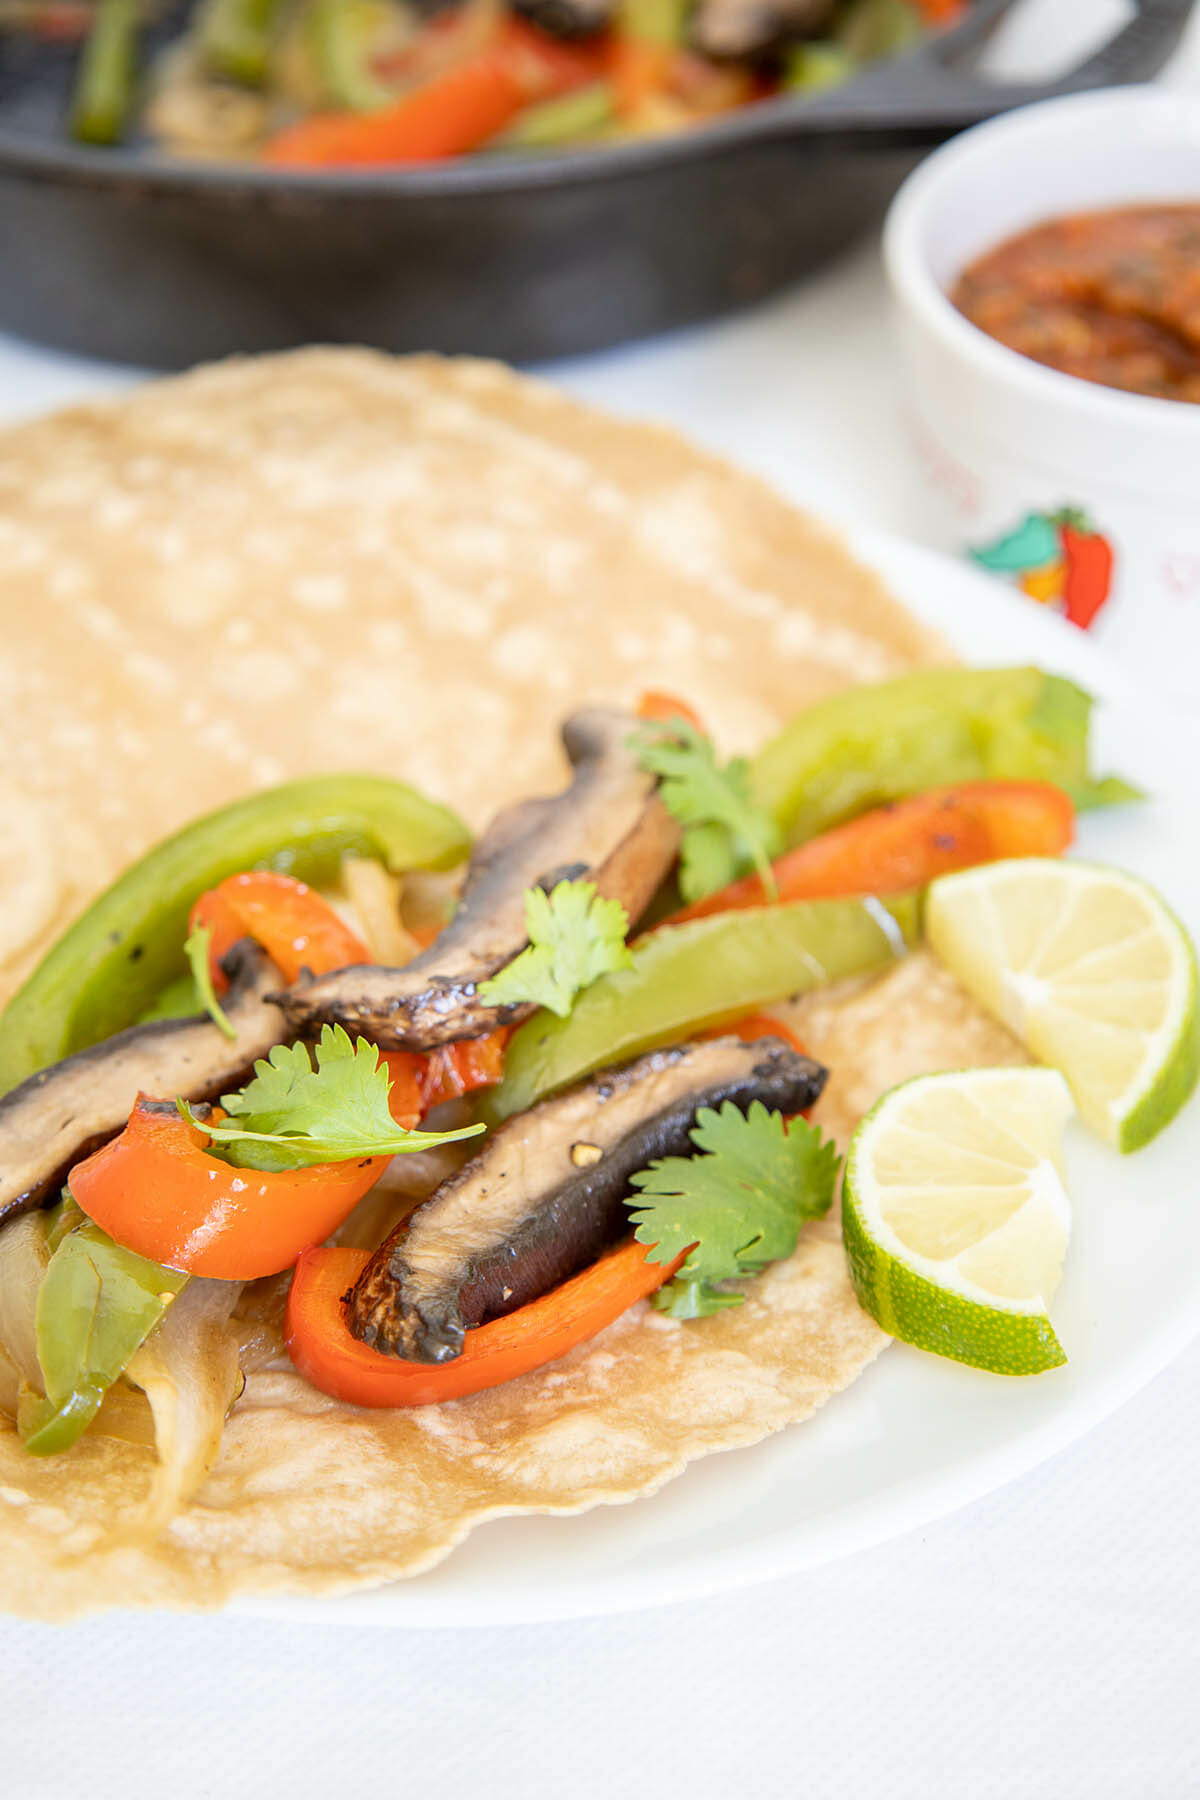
843, 1068, 1073, 1377
1115, 890, 1199, 1152
843, 1176, 1067, 1375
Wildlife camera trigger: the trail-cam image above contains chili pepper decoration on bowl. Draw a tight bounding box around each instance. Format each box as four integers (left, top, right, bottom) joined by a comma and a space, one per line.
970, 507, 1115, 631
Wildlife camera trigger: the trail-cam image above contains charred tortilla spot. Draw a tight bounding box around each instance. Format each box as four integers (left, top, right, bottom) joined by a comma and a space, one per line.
276, 709, 681, 1051
345, 1034, 827, 1362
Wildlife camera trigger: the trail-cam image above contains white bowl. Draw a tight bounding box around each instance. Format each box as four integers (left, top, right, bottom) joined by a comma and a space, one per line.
884, 86, 1200, 707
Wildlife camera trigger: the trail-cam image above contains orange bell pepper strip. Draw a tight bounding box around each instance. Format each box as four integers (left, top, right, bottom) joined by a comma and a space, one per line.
264, 18, 605, 166
265, 57, 527, 165
637, 689, 704, 731
70, 1098, 390, 1280
610, 37, 673, 117
664, 781, 1075, 924
191, 871, 369, 991
285, 1238, 687, 1407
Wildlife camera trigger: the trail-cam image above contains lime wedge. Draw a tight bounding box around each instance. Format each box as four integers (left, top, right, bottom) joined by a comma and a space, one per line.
927, 860, 1199, 1152
843, 1067, 1075, 1374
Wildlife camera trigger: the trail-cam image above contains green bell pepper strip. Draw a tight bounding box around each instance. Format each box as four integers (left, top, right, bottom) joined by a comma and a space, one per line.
18, 1206, 187, 1457
619, 0, 689, 46
309, 0, 392, 112
784, 43, 857, 93
198, 0, 289, 87
834, 0, 922, 62
497, 83, 615, 150
137, 972, 205, 1026
69, 0, 140, 146
483, 891, 921, 1125
0, 773, 471, 1096
748, 667, 1138, 851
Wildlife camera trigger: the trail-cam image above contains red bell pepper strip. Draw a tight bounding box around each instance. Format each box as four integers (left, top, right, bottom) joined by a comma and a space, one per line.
908, 0, 965, 21
285, 1239, 686, 1407
716, 1013, 809, 1057
70, 1098, 389, 1280
264, 18, 605, 166
191, 871, 369, 990
378, 1052, 425, 1130
381, 1029, 509, 1125
419, 1029, 510, 1110
30, 3, 94, 41
1059, 524, 1114, 630
664, 780, 1075, 924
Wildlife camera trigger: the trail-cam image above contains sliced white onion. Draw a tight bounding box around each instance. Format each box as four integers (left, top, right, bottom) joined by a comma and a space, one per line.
92, 1382, 158, 1449
340, 856, 422, 967
124, 1278, 242, 1532
0, 1214, 50, 1411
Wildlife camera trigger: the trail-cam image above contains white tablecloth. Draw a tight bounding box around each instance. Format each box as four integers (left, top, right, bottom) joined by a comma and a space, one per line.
4, 6, 1200, 1794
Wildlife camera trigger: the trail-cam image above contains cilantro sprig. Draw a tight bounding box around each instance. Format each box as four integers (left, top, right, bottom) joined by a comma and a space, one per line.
179, 1024, 485, 1173
184, 922, 235, 1041
629, 1101, 840, 1319
631, 718, 781, 905
478, 879, 634, 1019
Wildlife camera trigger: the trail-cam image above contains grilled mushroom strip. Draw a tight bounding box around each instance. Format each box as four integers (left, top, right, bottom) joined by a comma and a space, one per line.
348, 1033, 826, 1360
0, 942, 286, 1228
278, 708, 680, 1052
691, 0, 836, 59
511, 0, 615, 37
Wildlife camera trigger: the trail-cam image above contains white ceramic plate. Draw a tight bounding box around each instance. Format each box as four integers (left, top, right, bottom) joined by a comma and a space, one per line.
243, 531, 1200, 1629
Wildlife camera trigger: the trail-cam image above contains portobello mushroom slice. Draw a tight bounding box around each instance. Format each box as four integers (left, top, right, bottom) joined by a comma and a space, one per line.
278, 707, 680, 1052
691, 0, 836, 59
0, 942, 286, 1228
511, 0, 615, 37
347, 1032, 826, 1361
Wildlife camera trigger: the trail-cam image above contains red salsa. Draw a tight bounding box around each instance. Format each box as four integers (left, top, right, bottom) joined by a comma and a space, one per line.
951, 204, 1200, 404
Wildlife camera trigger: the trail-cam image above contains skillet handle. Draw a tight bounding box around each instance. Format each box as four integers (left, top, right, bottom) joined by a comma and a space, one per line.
793, 0, 1196, 138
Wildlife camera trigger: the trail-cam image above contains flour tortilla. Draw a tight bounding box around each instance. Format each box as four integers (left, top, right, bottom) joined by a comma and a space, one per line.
0, 350, 1023, 1619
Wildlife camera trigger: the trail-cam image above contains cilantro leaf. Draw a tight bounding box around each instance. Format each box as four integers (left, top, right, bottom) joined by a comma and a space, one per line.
677, 821, 740, 907
178, 1024, 485, 1172
183, 923, 235, 1040
478, 880, 634, 1019
631, 718, 781, 905
628, 1101, 841, 1319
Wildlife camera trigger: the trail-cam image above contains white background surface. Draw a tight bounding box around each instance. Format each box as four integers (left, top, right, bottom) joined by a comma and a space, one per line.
4, 2, 1200, 1794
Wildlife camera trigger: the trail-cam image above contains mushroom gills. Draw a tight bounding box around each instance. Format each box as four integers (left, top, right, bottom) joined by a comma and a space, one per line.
0, 942, 286, 1227
276, 708, 681, 1052
347, 1032, 827, 1362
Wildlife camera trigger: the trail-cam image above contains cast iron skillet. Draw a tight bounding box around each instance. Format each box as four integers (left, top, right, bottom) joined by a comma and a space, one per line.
0, 0, 1192, 366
